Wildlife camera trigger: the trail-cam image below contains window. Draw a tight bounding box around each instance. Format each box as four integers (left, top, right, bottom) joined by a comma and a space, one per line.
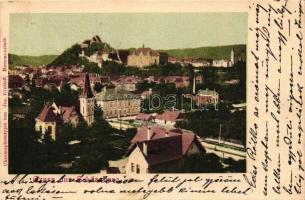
47, 126, 52, 134
131, 163, 134, 172
136, 164, 140, 174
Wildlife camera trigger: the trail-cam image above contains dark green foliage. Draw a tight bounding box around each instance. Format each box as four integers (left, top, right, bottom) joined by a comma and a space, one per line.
49, 44, 82, 66
197, 61, 246, 103
81, 58, 101, 74
223, 158, 246, 172
101, 61, 129, 75
180, 153, 224, 173
83, 42, 113, 56
142, 63, 192, 76
48, 40, 113, 67
93, 82, 103, 93
176, 108, 246, 145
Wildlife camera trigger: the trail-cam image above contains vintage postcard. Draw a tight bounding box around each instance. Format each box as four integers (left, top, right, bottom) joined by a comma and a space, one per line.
0, 0, 304, 200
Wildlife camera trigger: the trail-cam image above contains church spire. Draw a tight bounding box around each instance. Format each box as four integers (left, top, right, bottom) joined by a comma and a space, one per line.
82, 73, 94, 98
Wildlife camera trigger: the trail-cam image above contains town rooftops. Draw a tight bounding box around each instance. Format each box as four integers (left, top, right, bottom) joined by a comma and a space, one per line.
9, 75, 25, 88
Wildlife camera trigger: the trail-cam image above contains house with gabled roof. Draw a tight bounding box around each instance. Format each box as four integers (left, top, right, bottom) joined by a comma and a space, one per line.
35, 101, 81, 140
155, 110, 182, 127
35, 103, 61, 140
124, 126, 205, 174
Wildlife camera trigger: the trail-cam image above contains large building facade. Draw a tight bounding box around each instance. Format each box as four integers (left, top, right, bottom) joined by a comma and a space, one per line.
127, 45, 168, 68
95, 88, 141, 118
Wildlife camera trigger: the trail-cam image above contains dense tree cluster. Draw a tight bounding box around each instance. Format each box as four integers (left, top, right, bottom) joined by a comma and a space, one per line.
196, 61, 246, 103
176, 107, 246, 145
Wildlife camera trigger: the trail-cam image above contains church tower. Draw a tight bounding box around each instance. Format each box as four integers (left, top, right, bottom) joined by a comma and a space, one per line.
230, 48, 235, 66
79, 73, 94, 126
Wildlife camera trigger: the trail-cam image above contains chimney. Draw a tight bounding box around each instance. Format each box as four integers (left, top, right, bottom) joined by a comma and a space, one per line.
192, 75, 196, 94
142, 127, 151, 156
148, 88, 152, 96
165, 131, 169, 137
143, 141, 148, 156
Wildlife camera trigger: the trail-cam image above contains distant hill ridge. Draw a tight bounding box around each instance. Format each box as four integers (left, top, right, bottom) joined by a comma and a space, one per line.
8, 54, 57, 68
9, 35, 246, 67
159, 44, 246, 61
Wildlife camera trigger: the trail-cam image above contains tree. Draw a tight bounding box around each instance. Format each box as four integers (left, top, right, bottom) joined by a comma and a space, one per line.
94, 82, 103, 93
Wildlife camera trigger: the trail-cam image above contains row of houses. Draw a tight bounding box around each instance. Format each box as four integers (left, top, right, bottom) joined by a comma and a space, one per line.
136, 110, 182, 127
9, 68, 204, 92
169, 48, 236, 68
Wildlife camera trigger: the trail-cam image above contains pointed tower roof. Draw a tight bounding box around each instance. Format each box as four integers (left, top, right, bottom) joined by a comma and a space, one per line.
81, 73, 94, 98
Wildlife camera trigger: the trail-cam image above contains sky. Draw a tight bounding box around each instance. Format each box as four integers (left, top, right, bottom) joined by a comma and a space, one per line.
10, 13, 247, 56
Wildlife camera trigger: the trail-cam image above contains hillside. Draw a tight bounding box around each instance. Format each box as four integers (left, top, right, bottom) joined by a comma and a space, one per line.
48, 36, 114, 66
160, 44, 246, 61
9, 54, 57, 68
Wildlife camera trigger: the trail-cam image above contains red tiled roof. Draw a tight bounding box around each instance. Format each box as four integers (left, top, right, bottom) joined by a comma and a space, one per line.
136, 135, 183, 165
9, 75, 24, 84
131, 126, 180, 144
22, 67, 34, 74
111, 75, 138, 85
181, 133, 195, 154
36, 104, 59, 122
61, 106, 77, 122
128, 125, 205, 166
128, 132, 204, 166
155, 110, 181, 122
136, 113, 154, 121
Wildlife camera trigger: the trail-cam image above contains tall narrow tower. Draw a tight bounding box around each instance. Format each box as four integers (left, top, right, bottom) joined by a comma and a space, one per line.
230, 48, 235, 66
79, 73, 94, 126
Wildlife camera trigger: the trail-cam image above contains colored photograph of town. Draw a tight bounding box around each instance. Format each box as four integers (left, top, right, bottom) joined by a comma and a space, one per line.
8, 13, 247, 174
